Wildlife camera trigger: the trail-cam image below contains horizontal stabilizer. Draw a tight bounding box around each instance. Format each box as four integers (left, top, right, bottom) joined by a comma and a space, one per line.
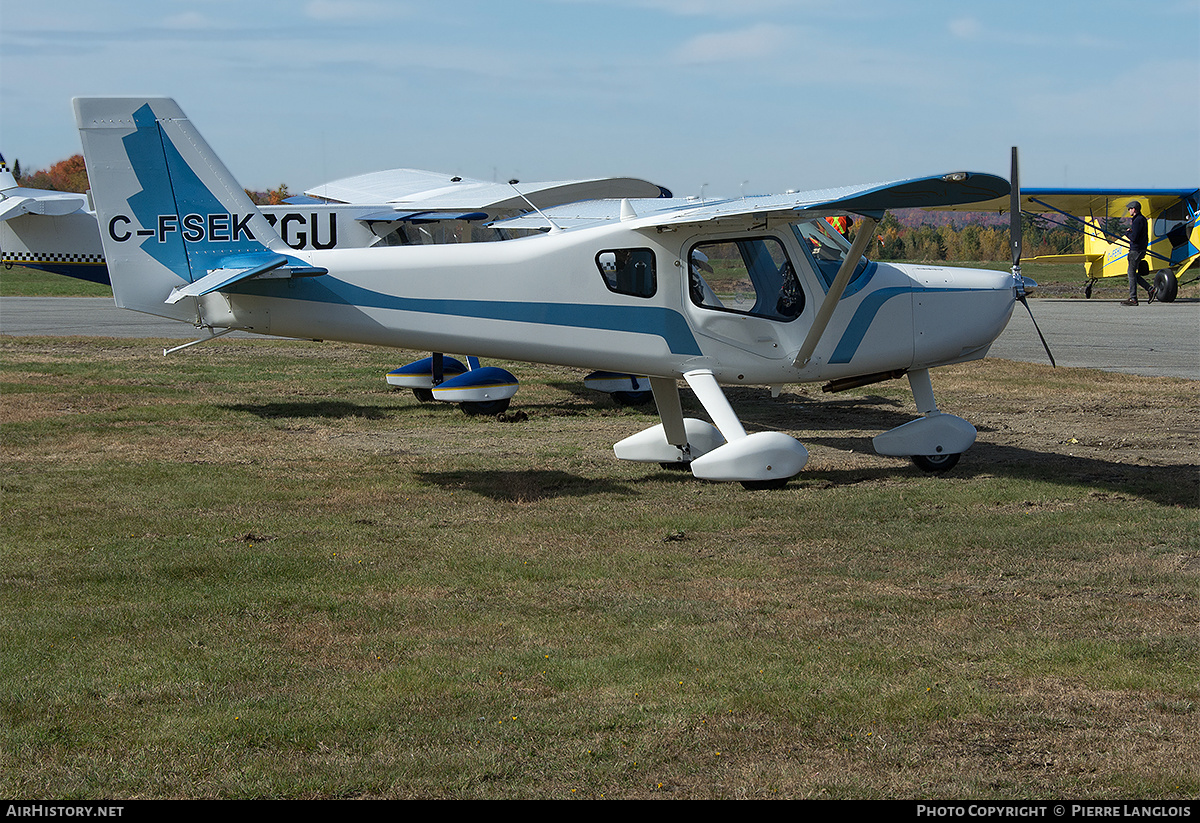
1027, 253, 1102, 264
165, 253, 327, 304
0, 191, 89, 221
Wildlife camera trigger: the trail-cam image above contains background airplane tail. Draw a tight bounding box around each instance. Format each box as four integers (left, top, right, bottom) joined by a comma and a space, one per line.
1081, 217, 1116, 279
74, 97, 287, 322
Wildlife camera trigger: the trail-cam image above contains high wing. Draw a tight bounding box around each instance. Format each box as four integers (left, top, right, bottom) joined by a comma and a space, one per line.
493, 172, 1009, 232
0, 187, 88, 221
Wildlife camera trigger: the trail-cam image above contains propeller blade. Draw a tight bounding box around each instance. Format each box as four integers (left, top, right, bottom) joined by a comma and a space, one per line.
1009, 147, 1054, 367
1010, 146, 1022, 269
1018, 294, 1056, 368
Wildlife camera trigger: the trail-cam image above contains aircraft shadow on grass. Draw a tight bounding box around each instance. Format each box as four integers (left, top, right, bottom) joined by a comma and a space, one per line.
220, 386, 1194, 508
224, 400, 393, 420
409, 444, 1196, 508
415, 389, 1196, 508
414, 469, 636, 502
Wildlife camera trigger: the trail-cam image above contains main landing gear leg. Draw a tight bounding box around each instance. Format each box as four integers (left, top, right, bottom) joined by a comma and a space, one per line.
871, 369, 976, 473
612, 377, 724, 471
682, 370, 808, 488
612, 370, 808, 489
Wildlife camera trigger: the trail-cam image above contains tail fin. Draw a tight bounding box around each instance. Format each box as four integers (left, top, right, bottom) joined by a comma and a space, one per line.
73, 97, 294, 323
0, 154, 17, 191
1082, 216, 1125, 280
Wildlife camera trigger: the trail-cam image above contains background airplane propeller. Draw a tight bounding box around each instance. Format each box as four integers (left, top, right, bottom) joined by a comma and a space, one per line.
1010, 146, 1056, 367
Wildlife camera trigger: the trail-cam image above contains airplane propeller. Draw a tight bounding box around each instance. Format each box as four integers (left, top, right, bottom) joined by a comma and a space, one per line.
1010, 146, 1056, 367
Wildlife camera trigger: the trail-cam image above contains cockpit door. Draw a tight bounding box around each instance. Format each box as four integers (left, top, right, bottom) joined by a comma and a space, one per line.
681, 234, 806, 359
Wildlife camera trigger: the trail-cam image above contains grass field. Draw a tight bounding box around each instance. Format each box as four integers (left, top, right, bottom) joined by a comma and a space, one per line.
1, 331, 1196, 799
1, 267, 113, 298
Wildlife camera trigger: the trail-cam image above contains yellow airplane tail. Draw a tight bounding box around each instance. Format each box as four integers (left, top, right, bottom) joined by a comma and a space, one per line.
1028, 216, 1109, 279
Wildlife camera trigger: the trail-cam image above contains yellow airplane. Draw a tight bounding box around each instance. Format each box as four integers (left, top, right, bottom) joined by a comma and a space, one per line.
934, 187, 1199, 301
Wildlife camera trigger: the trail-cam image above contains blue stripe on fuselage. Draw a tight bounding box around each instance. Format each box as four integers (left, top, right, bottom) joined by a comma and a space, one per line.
829, 286, 911, 364
828, 285, 982, 365
230, 273, 980, 366
231, 277, 706, 357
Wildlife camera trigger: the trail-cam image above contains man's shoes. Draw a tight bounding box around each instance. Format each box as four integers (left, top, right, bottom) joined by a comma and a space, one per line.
1147, 290, 1156, 304
1121, 298, 1138, 306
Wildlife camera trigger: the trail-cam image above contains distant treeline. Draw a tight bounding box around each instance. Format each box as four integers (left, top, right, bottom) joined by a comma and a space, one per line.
10, 153, 291, 206
861, 210, 1082, 262
11, 154, 90, 193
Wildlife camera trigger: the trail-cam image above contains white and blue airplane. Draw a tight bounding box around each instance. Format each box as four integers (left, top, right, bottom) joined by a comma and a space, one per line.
74, 96, 1042, 488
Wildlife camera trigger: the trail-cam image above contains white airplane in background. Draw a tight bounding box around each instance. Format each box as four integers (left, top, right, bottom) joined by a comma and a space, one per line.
1, 149, 669, 409
0, 154, 100, 275
1, 153, 668, 279
74, 97, 1046, 489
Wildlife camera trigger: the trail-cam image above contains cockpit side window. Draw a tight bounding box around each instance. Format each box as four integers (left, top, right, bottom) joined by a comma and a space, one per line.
687, 237, 804, 321
596, 248, 657, 298
791, 219, 873, 294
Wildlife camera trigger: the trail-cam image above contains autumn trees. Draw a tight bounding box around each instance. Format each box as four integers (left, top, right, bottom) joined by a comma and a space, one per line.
14, 154, 90, 193
12, 153, 291, 206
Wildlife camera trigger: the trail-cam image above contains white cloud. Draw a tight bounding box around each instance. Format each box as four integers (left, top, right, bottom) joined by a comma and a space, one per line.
948, 17, 982, 40
303, 0, 412, 23
162, 12, 217, 30
673, 23, 794, 65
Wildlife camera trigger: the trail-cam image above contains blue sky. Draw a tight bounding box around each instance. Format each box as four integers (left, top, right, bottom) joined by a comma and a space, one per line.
2, 0, 1197, 198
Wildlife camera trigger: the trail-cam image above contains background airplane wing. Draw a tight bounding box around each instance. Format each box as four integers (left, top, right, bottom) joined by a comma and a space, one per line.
925, 187, 1200, 219
0, 189, 89, 221
304, 168, 671, 212
493, 172, 1010, 232
1, 154, 91, 221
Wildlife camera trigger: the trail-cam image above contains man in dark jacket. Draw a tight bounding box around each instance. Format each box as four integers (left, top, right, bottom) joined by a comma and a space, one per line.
1121, 200, 1153, 305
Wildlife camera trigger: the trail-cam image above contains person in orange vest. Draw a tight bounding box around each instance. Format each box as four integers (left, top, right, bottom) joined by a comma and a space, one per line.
826, 215, 849, 237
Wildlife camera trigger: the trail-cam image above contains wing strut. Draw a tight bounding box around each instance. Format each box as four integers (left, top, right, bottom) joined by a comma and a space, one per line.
792, 216, 878, 368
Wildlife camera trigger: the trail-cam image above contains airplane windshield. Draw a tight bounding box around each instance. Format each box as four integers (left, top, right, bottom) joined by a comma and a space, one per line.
791, 219, 872, 294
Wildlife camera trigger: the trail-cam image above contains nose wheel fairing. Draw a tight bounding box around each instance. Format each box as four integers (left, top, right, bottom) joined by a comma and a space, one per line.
872, 368, 976, 467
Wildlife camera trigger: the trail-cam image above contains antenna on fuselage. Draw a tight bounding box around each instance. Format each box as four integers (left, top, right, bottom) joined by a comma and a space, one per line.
508, 179, 563, 233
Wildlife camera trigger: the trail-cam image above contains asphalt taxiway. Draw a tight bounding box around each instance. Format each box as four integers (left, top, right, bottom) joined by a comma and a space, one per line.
1, 296, 1196, 380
